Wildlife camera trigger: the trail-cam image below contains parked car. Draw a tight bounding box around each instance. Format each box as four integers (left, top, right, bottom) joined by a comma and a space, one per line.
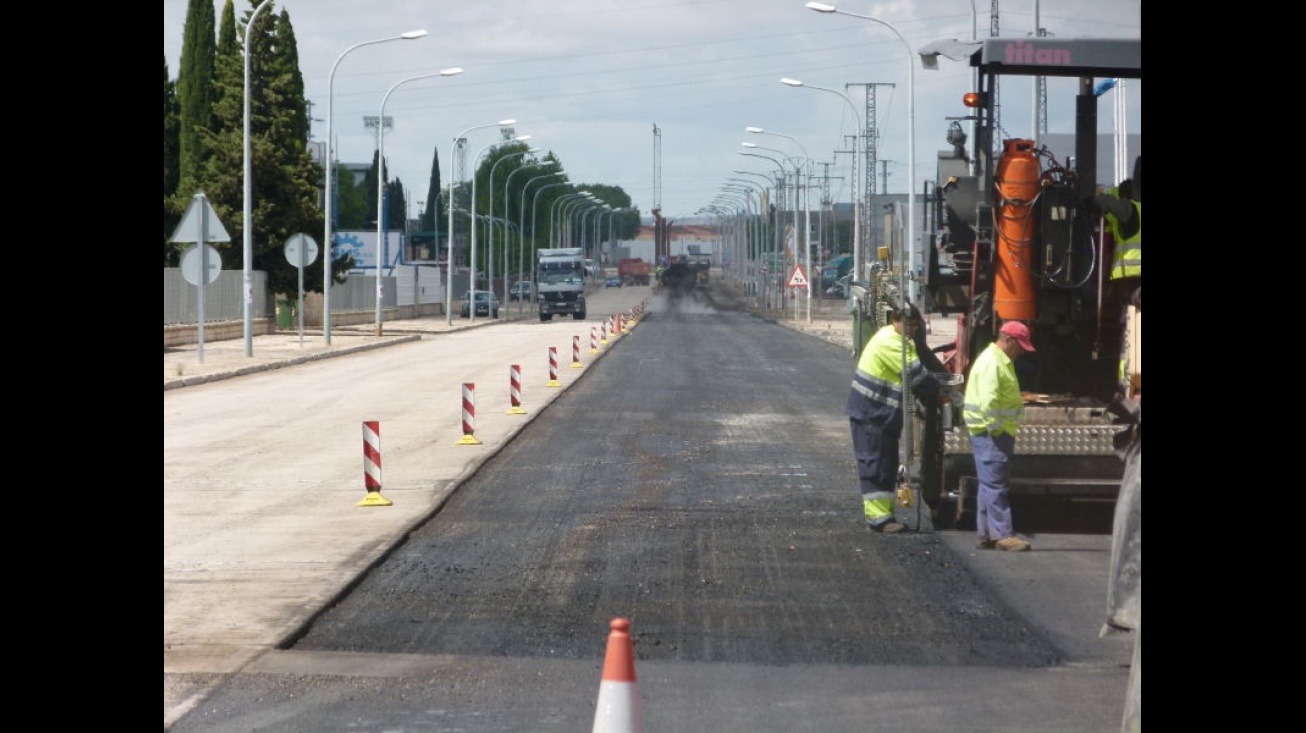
459, 291, 500, 318
508, 281, 533, 301
604, 275, 623, 288
823, 274, 852, 299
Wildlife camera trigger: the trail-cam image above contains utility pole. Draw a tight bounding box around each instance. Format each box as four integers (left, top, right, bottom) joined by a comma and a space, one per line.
1032, 24, 1050, 142
846, 82, 894, 259
652, 123, 668, 266
990, 0, 1002, 145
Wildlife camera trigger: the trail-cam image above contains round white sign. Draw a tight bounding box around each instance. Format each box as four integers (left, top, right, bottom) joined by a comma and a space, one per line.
284, 233, 320, 267
180, 244, 222, 286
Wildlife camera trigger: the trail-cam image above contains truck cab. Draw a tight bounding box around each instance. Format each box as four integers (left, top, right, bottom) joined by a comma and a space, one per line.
536, 247, 587, 321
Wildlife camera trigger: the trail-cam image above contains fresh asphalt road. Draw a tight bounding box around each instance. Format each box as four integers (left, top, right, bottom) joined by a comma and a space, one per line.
165, 283, 1135, 732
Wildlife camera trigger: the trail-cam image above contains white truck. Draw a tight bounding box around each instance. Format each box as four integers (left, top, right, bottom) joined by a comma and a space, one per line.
536, 247, 587, 321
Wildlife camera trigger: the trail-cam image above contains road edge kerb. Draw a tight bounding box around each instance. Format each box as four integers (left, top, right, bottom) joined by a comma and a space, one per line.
163, 335, 423, 392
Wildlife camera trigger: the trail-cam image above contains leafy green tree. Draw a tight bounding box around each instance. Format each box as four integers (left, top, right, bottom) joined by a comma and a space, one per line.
164, 55, 181, 265
334, 167, 369, 229
191, 1, 327, 298
577, 183, 639, 242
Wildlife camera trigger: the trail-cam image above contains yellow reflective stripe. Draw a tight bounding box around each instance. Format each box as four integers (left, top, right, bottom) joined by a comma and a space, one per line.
863, 495, 895, 521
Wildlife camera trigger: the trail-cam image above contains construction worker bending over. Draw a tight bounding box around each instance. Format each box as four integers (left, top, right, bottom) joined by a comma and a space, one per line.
845, 309, 939, 533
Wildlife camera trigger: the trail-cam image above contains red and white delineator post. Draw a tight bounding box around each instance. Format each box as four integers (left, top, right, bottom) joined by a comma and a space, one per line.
591, 617, 642, 733
590, 326, 600, 354
571, 335, 584, 368
456, 383, 483, 445
357, 421, 393, 507
508, 365, 527, 415
547, 347, 562, 387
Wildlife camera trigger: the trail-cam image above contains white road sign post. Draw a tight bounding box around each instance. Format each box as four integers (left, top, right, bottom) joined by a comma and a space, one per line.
284, 233, 320, 344
171, 193, 231, 363
787, 264, 809, 323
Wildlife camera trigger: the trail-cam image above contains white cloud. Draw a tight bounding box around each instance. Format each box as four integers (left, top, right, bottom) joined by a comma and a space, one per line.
164, 0, 1142, 220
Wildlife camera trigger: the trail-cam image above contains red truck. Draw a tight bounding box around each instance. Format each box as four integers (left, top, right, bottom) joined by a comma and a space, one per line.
617, 258, 652, 286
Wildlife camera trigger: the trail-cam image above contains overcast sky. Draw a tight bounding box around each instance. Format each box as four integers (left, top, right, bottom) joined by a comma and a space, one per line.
164, 0, 1142, 222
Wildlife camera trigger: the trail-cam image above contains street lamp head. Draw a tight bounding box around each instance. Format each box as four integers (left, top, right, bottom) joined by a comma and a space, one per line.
513, 135, 531, 143
439, 67, 464, 76
746, 126, 765, 133
806, 2, 837, 12
498, 119, 517, 126
741, 142, 759, 148
780, 77, 804, 87
400, 30, 429, 40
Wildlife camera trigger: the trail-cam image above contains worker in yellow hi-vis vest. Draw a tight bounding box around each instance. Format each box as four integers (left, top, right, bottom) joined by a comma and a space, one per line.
844, 309, 939, 534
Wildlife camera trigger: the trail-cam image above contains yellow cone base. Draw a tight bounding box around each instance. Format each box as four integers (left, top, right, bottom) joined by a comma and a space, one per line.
571, 362, 584, 369
356, 491, 393, 507
547, 380, 562, 387
507, 406, 527, 415
590, 348, 599, 354
456, 434, 483, 445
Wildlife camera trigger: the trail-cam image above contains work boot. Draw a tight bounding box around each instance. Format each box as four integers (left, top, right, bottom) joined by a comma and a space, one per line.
872, 521, 906, 534
975, 538, 996, 550
995, 536, 1031, 552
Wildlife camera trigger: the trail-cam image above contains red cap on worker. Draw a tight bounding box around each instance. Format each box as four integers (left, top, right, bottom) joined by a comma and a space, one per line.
999, 321, 1036, 352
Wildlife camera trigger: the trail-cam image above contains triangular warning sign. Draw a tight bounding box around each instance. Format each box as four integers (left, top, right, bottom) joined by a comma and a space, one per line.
787, 264, 809, 288
171, 192, 231, 244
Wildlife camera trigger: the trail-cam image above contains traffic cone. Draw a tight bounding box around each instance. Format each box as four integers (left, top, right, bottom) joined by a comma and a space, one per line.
591, 617, 642, 733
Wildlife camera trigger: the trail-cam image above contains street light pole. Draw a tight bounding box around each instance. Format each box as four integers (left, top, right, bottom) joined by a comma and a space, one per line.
470, 135, 530, 325
446, 119, 516, 325
549, 193, 584, 247
518, 171, 565, 311
323, 29, 427, 346
747, 127, 812, 323
531, 182, 573, 294
780, 77, 863, 289
806, 2, 918, 312
242, 0, 274, 357
725, 176, 764, 281
373, 67, 465, 336
741, 142, 803, 317
487, 147, 540, 314
504, 164, 555, 308
738, 150, 789, 310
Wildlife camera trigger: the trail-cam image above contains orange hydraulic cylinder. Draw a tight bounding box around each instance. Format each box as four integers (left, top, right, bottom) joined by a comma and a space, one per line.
993, 139, 1039, 321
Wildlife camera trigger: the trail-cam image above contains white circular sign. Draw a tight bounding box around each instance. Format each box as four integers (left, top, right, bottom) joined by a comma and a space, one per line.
284, 233, 320, 267
180, 244, 222, 286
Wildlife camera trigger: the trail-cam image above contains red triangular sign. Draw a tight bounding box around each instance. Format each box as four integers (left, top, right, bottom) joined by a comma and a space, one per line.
787, 264, 808, 287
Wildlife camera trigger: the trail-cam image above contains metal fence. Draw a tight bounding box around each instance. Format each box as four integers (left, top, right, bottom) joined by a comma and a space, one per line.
163, 269, 395, 325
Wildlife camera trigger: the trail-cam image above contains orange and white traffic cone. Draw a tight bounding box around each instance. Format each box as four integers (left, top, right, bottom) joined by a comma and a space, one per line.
591, 617, 642, 733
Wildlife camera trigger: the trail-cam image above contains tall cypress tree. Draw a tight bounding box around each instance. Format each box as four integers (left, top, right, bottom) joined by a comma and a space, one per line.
176, 0, 215, 192
423, 147, 442, 236
387, 178, 407, 238
164, 55, 181, 265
